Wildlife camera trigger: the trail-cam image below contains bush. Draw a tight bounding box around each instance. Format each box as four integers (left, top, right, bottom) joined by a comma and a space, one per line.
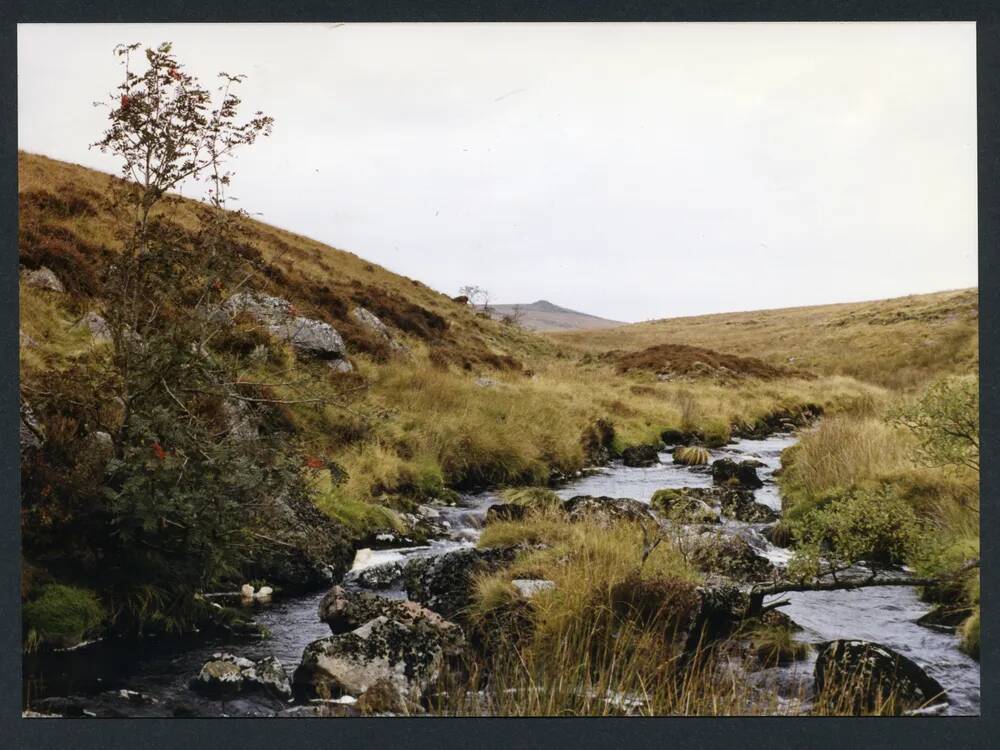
23, 583, 105, 651
892, 375, 979, 474
787, 485, 926, 579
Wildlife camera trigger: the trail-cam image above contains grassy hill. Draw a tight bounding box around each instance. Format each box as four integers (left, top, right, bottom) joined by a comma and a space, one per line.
486, 300, 625, 332
555, 290, 978, 390
18, 152, 880, 524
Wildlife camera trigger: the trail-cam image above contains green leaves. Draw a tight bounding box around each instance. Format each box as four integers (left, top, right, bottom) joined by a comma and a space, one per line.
891, 375, 979, 474
788, 485, 927, 578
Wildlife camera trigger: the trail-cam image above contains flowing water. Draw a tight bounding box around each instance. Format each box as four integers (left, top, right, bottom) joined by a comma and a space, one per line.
23, 434, 980, 716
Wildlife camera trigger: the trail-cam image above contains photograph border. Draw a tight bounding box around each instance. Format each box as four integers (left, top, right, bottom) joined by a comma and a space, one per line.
2, 2, 996, 748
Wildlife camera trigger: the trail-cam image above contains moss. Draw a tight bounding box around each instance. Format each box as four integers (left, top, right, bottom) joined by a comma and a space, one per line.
23, 583, 105, 651
314, 490, 405, 539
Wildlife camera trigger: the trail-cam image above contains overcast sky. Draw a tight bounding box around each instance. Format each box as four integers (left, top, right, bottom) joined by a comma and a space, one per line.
18, 23, 977, 322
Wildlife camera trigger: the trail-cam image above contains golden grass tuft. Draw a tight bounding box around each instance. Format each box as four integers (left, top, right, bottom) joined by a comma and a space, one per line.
673, 446, 710, 466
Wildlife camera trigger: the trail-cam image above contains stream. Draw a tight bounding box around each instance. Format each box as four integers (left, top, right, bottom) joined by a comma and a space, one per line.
23, 434, 980, 717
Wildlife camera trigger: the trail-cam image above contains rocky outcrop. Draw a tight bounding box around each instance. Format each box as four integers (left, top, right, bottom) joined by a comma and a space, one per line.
562, 495, 658, 526
711, 458, 764, 489
403, 546, 519, 620
22, 266, 65, 292
292, 608, 462, 704
222, 292, 347, 361
191, 653, 291, 700
814, 640, 947, 713
621, 444, 661, 467
351, 306, 408, 355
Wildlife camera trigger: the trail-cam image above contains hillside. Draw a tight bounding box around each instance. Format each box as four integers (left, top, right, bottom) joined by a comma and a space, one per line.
485, 299, 625, 332
18, 152, 550, 372
555, 290, 978, 390
18, 151, 874, 523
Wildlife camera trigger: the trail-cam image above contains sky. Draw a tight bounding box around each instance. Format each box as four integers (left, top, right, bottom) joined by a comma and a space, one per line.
18, 23, 977, 323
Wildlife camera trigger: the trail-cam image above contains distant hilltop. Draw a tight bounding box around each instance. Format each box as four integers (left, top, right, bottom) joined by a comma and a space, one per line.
483, 299, 625, 332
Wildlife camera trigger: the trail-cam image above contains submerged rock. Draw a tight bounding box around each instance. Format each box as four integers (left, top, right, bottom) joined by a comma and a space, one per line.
814, 639, 947, 714
621, 444, 661, 467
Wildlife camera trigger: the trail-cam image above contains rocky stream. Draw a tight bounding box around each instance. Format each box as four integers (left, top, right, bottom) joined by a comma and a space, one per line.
23, 434, 980, 717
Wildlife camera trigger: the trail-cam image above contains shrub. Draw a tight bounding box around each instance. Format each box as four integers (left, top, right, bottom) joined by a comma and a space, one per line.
787, 485, 926, 579
23, 583, 105, 651
892, 375, 979, 474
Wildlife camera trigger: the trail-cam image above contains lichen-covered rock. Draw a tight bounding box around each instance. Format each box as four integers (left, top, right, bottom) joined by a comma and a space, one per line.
403, 546, 519, 620
355, 677, 419, 715
711, 458, 764, 489
621, 444, 661, 467
650, 489, 720, 524
318, 586, 463, 654
688, 530, 775, 583
23, 266, 65, 292
291, 614, 455, 702
270, 316, 347, 359
191, 653, 291, 699
343, 559, 408, 591
222, 292, 347, 360
562, 495, 657, 526
351, 307, 409, 355
814, 640, 947, 714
